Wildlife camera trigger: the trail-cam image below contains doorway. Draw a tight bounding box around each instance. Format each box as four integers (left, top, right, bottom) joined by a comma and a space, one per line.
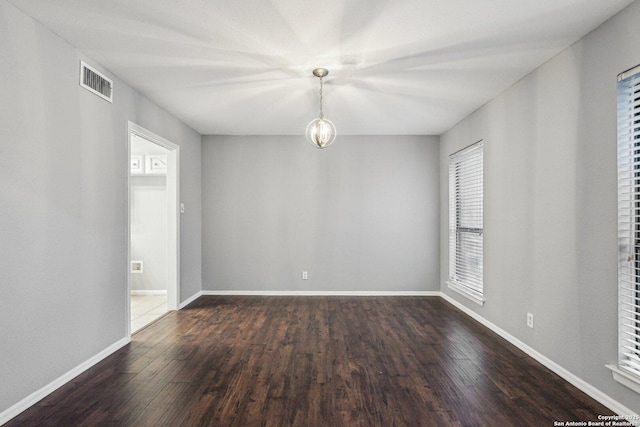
127, 122, 180, 335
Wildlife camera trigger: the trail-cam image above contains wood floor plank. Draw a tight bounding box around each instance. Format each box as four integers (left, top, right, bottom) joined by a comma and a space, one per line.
5, 296, 614, 426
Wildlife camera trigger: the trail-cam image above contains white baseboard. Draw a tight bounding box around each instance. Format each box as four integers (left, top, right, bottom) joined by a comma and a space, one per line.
179, 290, 202, 309
440, 292, 639, 422
201, 290, 440, 297
130, 290, 167, 296
0, 337, 130, 426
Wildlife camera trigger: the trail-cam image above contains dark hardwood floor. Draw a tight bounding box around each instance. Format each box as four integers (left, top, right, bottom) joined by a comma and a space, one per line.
7, 296, 612, 426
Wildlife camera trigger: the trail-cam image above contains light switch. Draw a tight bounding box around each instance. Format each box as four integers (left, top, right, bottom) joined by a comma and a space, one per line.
180, 203, 185, 214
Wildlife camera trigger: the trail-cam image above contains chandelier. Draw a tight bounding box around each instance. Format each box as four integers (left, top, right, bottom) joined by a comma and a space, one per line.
306, 68, 336, 149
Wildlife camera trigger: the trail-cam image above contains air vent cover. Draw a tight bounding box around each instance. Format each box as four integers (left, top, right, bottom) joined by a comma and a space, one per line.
80, 61, 113, 103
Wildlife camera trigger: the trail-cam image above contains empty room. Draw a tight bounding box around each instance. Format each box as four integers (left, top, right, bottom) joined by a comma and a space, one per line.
1, 0, 640, 425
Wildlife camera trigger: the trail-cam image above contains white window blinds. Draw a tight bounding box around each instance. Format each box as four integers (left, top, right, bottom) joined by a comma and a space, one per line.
617, 67, 640, 379
449, 141, 484, 299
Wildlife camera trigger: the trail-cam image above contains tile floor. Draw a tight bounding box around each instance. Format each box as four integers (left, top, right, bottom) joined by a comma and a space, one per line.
131, 294, 167, 333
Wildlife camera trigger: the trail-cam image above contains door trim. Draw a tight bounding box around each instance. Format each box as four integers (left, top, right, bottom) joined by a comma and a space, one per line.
127, 122, 180, 336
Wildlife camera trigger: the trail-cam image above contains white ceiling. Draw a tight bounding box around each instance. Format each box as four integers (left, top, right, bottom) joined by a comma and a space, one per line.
7, 0, 636, 136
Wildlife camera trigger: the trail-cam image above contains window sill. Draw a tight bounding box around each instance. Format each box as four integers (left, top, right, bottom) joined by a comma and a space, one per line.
447, 281, 485, 306
606, 364, 640, 395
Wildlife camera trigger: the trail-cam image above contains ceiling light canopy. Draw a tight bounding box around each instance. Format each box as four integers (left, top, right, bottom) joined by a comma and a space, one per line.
306, 68, 336, 149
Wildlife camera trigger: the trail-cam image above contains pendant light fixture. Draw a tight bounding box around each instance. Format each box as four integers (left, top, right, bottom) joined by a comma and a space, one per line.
306, 68, 336, 149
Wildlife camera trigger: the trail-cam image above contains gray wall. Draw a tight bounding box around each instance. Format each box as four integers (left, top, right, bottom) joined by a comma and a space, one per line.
439, 0, 640, 414
202, 135, 440, 293
0, 1, 201, 415
131, 176, 167, 292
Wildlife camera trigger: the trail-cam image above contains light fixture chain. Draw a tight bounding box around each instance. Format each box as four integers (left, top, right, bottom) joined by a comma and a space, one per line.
319, 76, 324, 119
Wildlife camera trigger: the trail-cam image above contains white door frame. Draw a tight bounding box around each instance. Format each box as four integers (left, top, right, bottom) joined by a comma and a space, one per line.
127, 121, 180, 336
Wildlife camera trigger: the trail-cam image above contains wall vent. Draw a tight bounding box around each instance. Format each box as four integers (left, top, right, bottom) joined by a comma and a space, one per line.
80, 61, 113, 103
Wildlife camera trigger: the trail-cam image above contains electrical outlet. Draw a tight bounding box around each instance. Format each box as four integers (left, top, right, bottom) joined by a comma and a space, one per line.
302, 271, 308, 280
527, 313, 534, 328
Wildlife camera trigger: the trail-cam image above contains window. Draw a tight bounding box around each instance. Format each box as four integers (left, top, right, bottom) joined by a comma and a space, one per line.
615, 65, 640, 391
448, 141, 484, 305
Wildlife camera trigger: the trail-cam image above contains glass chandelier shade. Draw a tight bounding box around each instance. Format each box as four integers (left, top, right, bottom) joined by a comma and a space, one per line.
306, 68, 336, 149
306, 117, 336, 149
